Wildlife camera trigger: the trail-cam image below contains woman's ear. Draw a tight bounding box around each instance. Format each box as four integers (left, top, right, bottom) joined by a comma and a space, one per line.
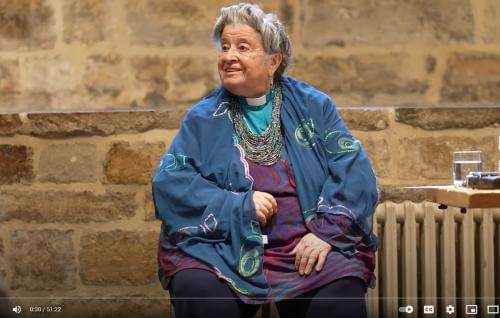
268, 53, 283, 77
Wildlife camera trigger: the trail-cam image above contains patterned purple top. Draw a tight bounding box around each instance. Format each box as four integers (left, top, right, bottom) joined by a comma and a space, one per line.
158, 154, 376, 304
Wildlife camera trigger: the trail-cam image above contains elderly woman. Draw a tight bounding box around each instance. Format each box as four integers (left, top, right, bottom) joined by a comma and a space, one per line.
152, 3, 378, 318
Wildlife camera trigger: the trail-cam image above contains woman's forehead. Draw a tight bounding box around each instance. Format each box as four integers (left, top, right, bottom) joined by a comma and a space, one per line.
221, 24, 262, 41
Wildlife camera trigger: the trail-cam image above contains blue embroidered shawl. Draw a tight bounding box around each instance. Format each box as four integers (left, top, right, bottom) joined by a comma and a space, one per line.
152, 76, 379, 297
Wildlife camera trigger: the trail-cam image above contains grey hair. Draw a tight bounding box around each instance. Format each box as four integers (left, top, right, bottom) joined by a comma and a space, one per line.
212, 3, 292, 81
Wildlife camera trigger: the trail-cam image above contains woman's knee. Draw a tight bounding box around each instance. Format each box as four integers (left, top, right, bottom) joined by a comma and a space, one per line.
169, 269, 227, 298
320, 276, 367, 298
168, 269, 259, 318
307, 277, 367, 318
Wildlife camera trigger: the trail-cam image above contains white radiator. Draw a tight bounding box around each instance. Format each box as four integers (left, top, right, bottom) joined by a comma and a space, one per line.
368, 202, 499, 318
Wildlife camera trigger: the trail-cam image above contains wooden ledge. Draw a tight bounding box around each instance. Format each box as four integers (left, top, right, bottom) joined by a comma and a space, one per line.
408, 185, 500, 209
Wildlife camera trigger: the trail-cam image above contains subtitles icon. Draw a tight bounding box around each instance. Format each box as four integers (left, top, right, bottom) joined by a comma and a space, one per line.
12, 305, 21, 314
399, 305, 414, 314
423, 305, 434, 314
487, 305, 499, 314
466, 305, 478, 315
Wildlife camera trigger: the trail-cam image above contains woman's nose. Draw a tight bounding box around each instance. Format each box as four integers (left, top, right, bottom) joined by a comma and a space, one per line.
220, 47, 239, 61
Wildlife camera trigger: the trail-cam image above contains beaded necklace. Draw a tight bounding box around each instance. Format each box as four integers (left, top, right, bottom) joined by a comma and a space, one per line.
229, 82, 283, 166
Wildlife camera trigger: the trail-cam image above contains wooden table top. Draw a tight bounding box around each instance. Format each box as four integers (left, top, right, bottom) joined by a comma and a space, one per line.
407, 185, 500, 209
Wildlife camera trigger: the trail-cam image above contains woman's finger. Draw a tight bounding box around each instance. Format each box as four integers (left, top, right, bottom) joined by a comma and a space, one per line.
304, 249, 319, 275
268, 196, 277, 214
260, 199, 273, 216
260, 191, 274, 200
315, 249, 329, 272
253, 192, 270, 219
298, 247, 312, 275
256, 210, 267, 226
294, 243, 306, 269
261, 192, 278, 214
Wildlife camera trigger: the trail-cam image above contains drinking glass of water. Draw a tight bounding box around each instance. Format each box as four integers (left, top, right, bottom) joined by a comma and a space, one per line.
453, 150, 482, 187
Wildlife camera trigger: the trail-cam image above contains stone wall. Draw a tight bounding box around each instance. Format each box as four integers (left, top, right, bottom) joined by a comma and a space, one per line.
1, 0, 500, 112
0, 107, 499, 316
0, 110, 183, 317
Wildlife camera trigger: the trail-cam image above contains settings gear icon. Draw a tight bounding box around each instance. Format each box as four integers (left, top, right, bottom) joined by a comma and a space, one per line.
446, 304, 455, 315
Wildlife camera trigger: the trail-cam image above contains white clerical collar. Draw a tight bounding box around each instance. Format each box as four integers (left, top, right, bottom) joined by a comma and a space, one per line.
245, 94, 267, 106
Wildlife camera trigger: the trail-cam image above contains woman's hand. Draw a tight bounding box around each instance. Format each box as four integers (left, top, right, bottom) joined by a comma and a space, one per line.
252, 191, 277, 226
289, 233, 332, 275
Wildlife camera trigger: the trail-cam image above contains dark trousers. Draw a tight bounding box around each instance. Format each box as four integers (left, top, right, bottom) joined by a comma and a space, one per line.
168, 269, 367, 318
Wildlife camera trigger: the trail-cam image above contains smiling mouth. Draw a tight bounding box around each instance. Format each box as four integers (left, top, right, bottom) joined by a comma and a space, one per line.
224, 68, 241, 73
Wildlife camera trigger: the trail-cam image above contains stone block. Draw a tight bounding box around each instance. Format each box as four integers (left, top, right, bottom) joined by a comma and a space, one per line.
395, 108, 500, 130
27, 110, 184, 137
0, 145, 33, 184
79, 230, 158, 285
39, 143, 97, 183
480, 0, 500, 44
105, 142, 166, 185
24, 56, 79, 92
126, 0, 214, 47
83, 54, 126, 105
170, 56, 219, 104
0, 0, 56, 51
144, 187, 157, 222
440, 53, 500, 103
398, 136, 495, 180
0, 59, 19, 93
0, 91, 51, 112
302, 0, 473, 47
0, 114, 22, 136
378, 185, 426, 203
129, 56, 168, 108
126, 0, 285, 47
213, 1, 290, 30
358, 137, 390, 178
279, 0, 294, 34
1, 190, 137, 223
63, 0, 113, 44
290, 54, 429, 104
9, 229, 76, 291
338, 108, 390, 131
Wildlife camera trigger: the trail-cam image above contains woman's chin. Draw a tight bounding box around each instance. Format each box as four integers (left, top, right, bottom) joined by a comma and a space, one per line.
222, 78, 247, 95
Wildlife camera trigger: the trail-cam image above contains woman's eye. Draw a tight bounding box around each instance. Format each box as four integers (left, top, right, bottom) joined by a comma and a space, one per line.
221, 44, 230, 51
238, 45, 249, 51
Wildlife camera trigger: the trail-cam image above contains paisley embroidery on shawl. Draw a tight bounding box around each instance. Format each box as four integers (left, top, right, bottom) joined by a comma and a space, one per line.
235, 141, 255, 187
157, 154, 188, 172
250, 219, 261, 236
172, 213, 219, 242
239, 249, 260, 278
200, 213, 218, 234
294, 118, 316, 148
213, 101, 230, 117
317, 199, 356, 219
324, 130, 360, 155
238, 220, 263, 278
214, 267, 252, 295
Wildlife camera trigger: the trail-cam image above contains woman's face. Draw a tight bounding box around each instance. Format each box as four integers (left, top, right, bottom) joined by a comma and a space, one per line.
217, 23, 281, 97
